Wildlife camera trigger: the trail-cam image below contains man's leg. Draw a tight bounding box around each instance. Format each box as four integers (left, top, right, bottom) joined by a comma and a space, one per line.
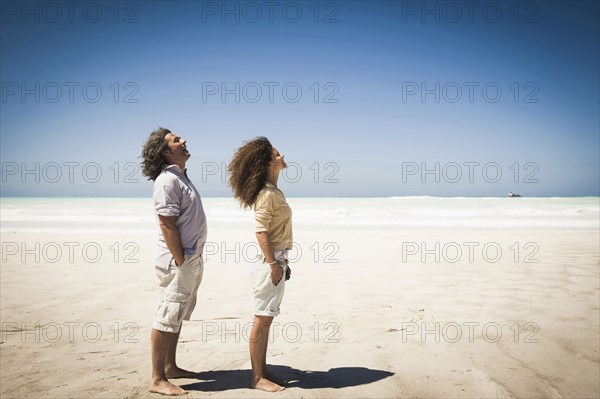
165, 257, 204, 378
149, 328, 187, 396
164, 325, 198, 378
249, 315, 283, 392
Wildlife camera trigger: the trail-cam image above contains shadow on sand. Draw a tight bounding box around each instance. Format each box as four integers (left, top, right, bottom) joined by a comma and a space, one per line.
181, 365, 394, 392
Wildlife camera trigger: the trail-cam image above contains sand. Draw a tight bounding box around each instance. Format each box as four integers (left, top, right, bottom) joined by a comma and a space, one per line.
1, 224, 599, 398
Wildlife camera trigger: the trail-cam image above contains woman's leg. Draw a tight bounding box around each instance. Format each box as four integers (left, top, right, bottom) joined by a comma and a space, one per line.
249, 315, 284, 392
260, 332, 287, 387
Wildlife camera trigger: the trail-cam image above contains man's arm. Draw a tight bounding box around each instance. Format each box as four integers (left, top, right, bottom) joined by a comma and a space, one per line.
158, 215, 185, 267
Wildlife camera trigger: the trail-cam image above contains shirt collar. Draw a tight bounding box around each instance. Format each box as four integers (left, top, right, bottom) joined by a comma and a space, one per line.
164, 164, 188, 178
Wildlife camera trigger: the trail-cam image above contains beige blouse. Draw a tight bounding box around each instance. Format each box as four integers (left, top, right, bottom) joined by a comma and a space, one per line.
254, 182, 293, 250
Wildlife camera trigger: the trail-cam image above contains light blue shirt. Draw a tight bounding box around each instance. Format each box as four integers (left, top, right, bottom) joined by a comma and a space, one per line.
153, 164, 207, 270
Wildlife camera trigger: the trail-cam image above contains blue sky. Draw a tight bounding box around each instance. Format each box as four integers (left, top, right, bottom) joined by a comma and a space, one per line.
1, 0, 598, 197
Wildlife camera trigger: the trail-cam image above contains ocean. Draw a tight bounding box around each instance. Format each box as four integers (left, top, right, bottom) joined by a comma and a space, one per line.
1, 197, 598, 234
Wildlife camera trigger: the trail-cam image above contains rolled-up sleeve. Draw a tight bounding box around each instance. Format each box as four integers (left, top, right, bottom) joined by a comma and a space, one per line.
254, 191, 273, 232
154, 179, 181, 217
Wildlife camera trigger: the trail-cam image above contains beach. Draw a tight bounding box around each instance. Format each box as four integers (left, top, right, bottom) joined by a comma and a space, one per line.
1, 197, 599, 398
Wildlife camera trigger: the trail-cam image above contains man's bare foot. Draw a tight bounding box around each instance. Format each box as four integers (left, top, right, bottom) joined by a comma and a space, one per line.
148, 379, 188, 396
165, 366, 200, 379
264, 371, 287, 387
252, 377, 284, 392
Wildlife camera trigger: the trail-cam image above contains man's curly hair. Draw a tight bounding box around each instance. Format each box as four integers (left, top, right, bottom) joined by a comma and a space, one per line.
141, 127, 171, 181
228, 136, 273, 209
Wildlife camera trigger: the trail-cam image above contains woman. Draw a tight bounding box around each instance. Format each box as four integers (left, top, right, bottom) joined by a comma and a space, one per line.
228, 137, 293, 392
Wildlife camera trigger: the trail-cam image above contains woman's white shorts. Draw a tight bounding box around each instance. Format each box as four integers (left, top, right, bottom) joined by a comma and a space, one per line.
251, 255, 288, 317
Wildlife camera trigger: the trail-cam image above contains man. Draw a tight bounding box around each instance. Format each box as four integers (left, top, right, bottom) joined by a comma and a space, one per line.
141, 127, 208, 396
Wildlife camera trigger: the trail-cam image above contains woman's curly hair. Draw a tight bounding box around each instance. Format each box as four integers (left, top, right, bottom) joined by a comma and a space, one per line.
228, 136, 273, 209
141, 127, 171, 181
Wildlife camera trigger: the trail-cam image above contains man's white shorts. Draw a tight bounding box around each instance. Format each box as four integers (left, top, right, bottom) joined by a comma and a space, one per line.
153, 254, 204, 333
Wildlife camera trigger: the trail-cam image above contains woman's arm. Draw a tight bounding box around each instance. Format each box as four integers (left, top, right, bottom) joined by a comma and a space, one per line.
256, 231, 283, 285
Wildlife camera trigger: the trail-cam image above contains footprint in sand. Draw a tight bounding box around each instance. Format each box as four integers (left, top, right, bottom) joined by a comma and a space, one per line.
406, 308, 438, 324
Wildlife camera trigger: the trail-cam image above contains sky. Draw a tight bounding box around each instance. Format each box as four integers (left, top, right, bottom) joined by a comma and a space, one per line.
1, 0, 599, 197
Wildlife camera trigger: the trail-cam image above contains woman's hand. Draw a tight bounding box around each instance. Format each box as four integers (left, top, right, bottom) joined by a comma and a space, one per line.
270, 264, 283, 285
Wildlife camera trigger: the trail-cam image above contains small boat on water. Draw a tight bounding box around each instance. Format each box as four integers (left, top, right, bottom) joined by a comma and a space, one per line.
508, 192, 522, 197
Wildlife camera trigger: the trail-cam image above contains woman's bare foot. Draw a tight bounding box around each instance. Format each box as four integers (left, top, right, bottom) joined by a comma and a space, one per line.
165, 366, 199, 379
148, 379, 188, 396
264, 371, 287, 387
252, 377, 284, 392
